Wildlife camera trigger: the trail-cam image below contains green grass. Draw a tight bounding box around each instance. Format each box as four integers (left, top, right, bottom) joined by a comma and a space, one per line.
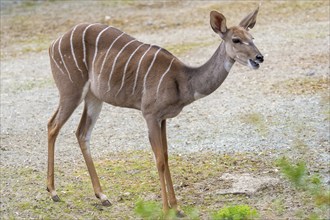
134, 200, 176, 220
276, 157, 330, 219
320, 94, 330, 121
271, 76, 329, 95
18, 34, 52, 54
6, 78, 54, 93
276, 157, 306, 188
164, 41, 215, 56
1, 150, 329, 219
211, 205, 259, 220
240, 112, 268, 136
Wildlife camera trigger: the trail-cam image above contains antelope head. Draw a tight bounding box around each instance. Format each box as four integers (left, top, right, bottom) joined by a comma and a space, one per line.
210, 7, 264, 69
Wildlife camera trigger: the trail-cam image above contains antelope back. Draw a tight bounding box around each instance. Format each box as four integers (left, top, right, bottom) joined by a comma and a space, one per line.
49, 23, 181, 109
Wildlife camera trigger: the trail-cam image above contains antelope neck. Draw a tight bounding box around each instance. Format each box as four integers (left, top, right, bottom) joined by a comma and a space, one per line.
187, 42, 235, 100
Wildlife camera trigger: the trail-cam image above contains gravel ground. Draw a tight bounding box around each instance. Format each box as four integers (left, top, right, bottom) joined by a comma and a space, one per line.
1, 0, 329, 167
0, 0, 329, 218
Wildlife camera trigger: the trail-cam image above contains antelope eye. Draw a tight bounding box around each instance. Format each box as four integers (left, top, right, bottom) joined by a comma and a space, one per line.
232, 38, 241, 44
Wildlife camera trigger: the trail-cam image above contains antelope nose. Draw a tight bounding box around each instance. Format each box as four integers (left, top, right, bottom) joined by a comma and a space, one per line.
256, 54, 264, 63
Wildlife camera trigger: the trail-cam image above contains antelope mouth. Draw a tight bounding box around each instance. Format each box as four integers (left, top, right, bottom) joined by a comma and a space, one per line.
248, 59, 260, 69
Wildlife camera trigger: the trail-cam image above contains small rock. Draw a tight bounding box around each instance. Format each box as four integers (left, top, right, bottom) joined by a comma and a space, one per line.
216, 173, 280, 196
306, 71, 315, 76
180, 182, 189, 188
145, 21, 154, 26
104, 15, 111, 21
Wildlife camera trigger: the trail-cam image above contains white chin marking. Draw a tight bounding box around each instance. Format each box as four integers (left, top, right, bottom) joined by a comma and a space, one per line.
248, 60, 259, 69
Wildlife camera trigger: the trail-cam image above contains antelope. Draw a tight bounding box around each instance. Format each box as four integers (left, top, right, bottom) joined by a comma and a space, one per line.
47, 6, 263, 215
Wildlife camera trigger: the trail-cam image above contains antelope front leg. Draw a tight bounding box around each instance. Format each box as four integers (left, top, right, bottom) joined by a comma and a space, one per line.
145, 116, 169, 212
161, 120, 180, 213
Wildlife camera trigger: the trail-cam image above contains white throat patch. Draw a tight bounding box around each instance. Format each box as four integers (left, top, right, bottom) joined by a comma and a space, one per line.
194, 92, 206, 100
224, 58, 235, 72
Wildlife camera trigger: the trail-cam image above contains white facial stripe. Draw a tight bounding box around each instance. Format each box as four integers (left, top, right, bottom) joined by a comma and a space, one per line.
116, 43, 145, 97
82, 24, 97, 71
107, 39, 137, 92
58, 36, 73, 83
50, 38, 65, 75
92, 26, 112, 75
132, 45, 152, 95
143, 48, 162, 93
99, 32, 125, 78
156, 58, 175, 97
70, 24, 83, 77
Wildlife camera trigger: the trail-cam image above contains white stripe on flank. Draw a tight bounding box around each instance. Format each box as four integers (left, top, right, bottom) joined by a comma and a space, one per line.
92, 26, 111, 75
107, 39, 137, 92
116, 43, 145, 97
70, 24, 83, 77
131, 45, 152, 95
82, 24, 97, 70
143, 47, 162, 93
156, 58, 175, 97
58, 36, 73, 83
99, 32, 125, 78
50, 38, 65, 75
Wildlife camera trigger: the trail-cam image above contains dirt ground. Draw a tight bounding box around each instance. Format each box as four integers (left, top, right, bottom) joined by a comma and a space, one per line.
0, 1, 329, 219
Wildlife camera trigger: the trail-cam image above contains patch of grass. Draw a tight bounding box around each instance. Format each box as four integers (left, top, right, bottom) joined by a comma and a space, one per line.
320, 94, 330, 121
1, 150, 329, 219
271, 76, 329, 95
21, 43, 48, 54
271, 199, 285, 216
18, 34, 51, 54
271, 1, 327, 15
1, 16, 53, 57
277, 157, 330, 206
99, 0, 136, 7
212, 204, 259, 220
135, 200, 175, 220
8, 78, 54, 93
240, 112, 268, 136
20, 1, 39, 8
276, 157, 306, 188
164, 41, 215, 56
134, 200, 258, 220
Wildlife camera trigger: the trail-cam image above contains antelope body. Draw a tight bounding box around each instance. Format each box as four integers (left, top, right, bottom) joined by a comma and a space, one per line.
47, 7, 263, 214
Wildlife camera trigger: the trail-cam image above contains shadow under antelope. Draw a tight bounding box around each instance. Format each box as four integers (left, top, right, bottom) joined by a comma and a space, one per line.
47, 6, 263, 215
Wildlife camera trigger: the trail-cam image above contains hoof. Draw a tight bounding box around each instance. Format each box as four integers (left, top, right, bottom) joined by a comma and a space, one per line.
176, 210, 186, 218
102, 200, 112, 207
52, 195, 61, 202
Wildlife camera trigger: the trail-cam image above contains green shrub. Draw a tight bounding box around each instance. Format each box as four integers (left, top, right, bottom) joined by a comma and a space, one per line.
277, 157, 330, 207
212, 205, 259, 220
276, 157, 306, 187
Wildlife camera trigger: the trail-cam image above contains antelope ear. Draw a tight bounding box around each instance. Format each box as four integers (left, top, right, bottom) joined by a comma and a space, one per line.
210, 11, 227, 38
239, 6, 259, 30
